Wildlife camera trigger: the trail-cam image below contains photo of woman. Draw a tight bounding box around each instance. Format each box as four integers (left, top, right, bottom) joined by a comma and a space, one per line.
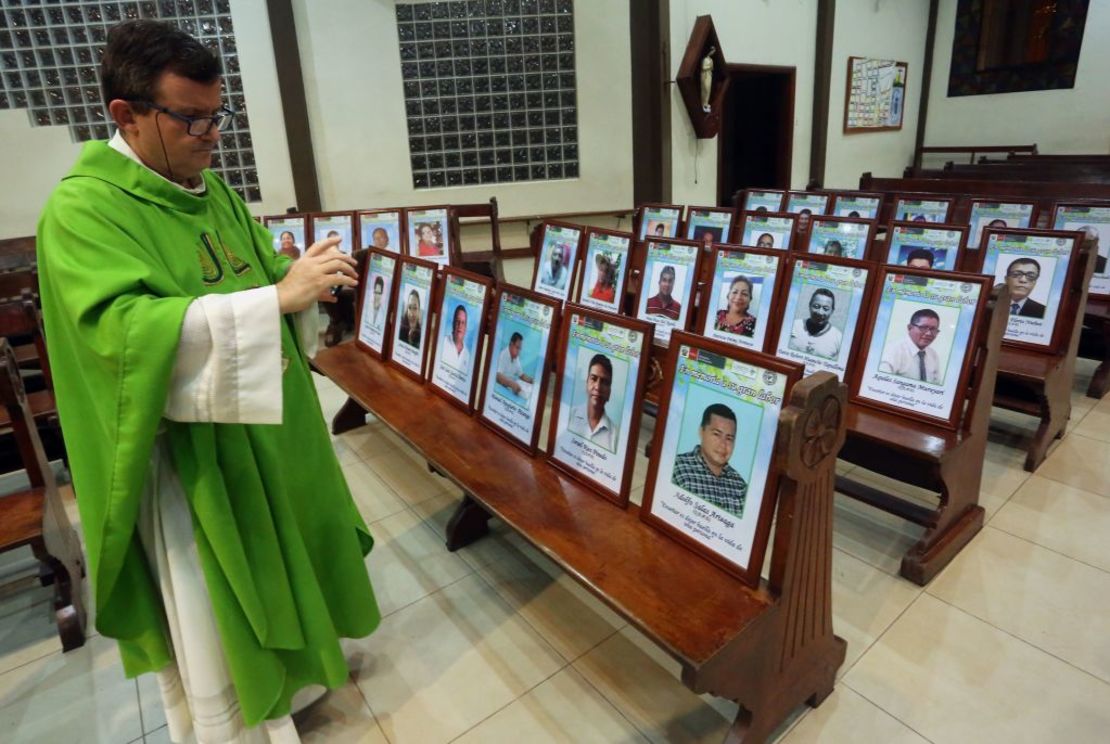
589, 252, 617, 303
714, 275, 757, 338
398, 289, 423, 349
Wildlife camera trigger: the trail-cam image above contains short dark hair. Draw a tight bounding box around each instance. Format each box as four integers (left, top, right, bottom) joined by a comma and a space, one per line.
101, 20, 221, 110
700, 403, 737, 428
587, 353, 612, 380
810, 287, 836, 311
373, 276, 384, 290
279, 231, 294, 241
910, 308, 940, 325
510, 331, 523, 345
906, 248, 935, 266
453, 304, 468, 322
659, 265, 676, 281
1007, 257, 1041, 274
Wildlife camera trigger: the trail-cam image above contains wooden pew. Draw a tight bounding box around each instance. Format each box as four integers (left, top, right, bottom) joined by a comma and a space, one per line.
315, 343, 849, 743
1081, 301, 1110, 399
836, 284, 1010, 585
919, 162, 1110, 185
0, 338, 86, 651
0, 297, 64, 473
912, 144, 1037, 169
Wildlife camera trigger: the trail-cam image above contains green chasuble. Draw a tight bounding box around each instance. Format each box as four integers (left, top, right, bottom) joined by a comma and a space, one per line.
37, 141, 381, 725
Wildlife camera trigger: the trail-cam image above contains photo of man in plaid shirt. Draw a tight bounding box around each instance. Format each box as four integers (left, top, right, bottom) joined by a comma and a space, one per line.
671, 403, 748, 518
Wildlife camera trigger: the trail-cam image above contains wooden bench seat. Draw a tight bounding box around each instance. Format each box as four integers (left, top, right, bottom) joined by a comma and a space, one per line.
315, 343, 848, 743
1081, 299, 1110, 399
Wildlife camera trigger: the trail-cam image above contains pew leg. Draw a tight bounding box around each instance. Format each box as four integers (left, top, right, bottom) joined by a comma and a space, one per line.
331, 397, 368, 435
900, 460, 984, 586
1024, 383, 1070, 472
445, 493, 492, 551
31, 538, 86, 652
1085, 319, 1110, 399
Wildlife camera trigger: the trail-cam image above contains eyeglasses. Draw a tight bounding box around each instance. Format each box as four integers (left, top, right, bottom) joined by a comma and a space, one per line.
910, 324, 941, 335
1006, 270, 1040, 281
129, 100, 236, 136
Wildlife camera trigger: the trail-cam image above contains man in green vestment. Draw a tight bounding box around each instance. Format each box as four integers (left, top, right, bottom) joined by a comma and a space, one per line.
36, 20, 380, 740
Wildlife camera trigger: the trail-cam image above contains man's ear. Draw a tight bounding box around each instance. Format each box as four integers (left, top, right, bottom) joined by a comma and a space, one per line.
107, 99, 141, 135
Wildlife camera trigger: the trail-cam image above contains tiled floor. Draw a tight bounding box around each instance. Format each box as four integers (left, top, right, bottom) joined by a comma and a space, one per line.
2, 359, 1110, 743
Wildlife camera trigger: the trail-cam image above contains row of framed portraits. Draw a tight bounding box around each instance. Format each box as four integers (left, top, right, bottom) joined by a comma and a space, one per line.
262, 207, 459, 265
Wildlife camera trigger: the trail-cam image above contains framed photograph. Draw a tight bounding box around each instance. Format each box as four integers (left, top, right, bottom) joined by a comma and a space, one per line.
637, 204, 683, 240
740, 189, 786, 213
476, 286, 562, 454
829, 192, 883, 220
575, 227, 633, 315
773, 256, 873, 381
784, 191, 830, 216
634, 238, 702, 346
882, 222, 968, 271
736, 212, 797, 251
966, 199, 1038, 250
891, 196, 954, 224
685, 206, 736, 247
547, 306, 652, 506
428, 267, 494, 412
357, 209, 405, 254
311, 211, 356, 256
387, 255, 438, 381
263, 214, 308, 259
978, 227, 1083, 353
803, 216, 875, 259
700, 247, 785, 353
851, 267, 991, 429
407, 206, 454, 265
1051, 202, 1110, 299
532, 221, 585, 303
355, 248, 400, 360
640, 332, 804, 586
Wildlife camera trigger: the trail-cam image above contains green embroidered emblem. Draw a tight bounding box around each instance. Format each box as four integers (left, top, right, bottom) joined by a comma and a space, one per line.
197, 234, 224, 285
216, 229, 252, 276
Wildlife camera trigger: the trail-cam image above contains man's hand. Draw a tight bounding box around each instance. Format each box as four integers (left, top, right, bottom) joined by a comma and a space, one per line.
510, 380, 522, 395
275, 236, 358, 314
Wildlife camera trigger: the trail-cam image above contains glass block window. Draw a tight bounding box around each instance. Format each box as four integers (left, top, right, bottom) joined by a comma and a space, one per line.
397, 0, 579, 189
0, 1, 261, 202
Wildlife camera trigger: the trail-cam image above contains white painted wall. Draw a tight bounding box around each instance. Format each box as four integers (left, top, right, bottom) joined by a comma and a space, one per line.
824, 0, 929, 188
0, 110, 84, 238
668, 0, 818, 205
924, 0, 1110, 155
292, 0, 633, 218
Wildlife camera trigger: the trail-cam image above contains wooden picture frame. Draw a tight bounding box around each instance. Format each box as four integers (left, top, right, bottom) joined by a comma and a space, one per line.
771, 254, 876, 382
849, 266, 993, 429
531, 220, 586, 303
354, 247, 401, 360
879, 221, 969, 272
633, 237, 704, 346
965, 198, 1039, 250
406, 205, 459, 266
357, 208, 406, 254
784, 191, 831, 216
1050, 200, 1110, 299
801, 215, 876, 260
574, 227, 634, 316
977, 227, 1084, 355
427, 266, 495, 413
640, 331, 804, 586
309, 210, 357, 256
545, 305, 653, 506
739, 189, 786, 214
636, 204, 685, 241
843, 56, 908, 133
684, 206, 736, 248
698, 247, 787, 354
828, 191, 884, 220
890, 195, 956, 225
476, 285, 562, 455
263, 213, 309, 260
386, 255, 439, 382
734, 211, 798, 251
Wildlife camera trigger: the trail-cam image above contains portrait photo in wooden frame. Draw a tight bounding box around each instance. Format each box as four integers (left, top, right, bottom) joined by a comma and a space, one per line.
739, 188, 786, 214
634, 237, 703, 346
575, 227, 634, 315
263, 213, 309, 260
406, 205, 457, 266
637, 204, 684, 241
427, 266, 494, 413
1050, 201, 1110, 300
699, 247, 786, 354
850, 266, 993, 429
784, 191, 831, 216
546, 305, 653, 506
890, 195, 955, 225
977, 227, 1084, 354
801, 215, 876, 260
734, 211, 797, 251
684, 206, 736, 248
354, 248, 401, 360
965, 198, 1039, 251
386, 255, 439, 382
880, 222, 968, 272
772, 255, 875, 382
357, 208, 406, 254
309, 210, 356, 256
639, 332, 804, 586
829, 191, 884, 220
532, 220, 586, 303
476, 285, 562, 455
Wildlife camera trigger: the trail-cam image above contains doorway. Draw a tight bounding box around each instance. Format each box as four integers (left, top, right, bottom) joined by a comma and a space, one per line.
717, 64, 795, 207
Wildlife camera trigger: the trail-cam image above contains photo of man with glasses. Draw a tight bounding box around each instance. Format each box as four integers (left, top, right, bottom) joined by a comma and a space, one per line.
878, 308, 943, 384
1003, 258, 1046, 319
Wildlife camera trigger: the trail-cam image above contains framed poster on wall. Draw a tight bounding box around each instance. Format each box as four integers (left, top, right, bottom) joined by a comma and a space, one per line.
844, 56, 908, 133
